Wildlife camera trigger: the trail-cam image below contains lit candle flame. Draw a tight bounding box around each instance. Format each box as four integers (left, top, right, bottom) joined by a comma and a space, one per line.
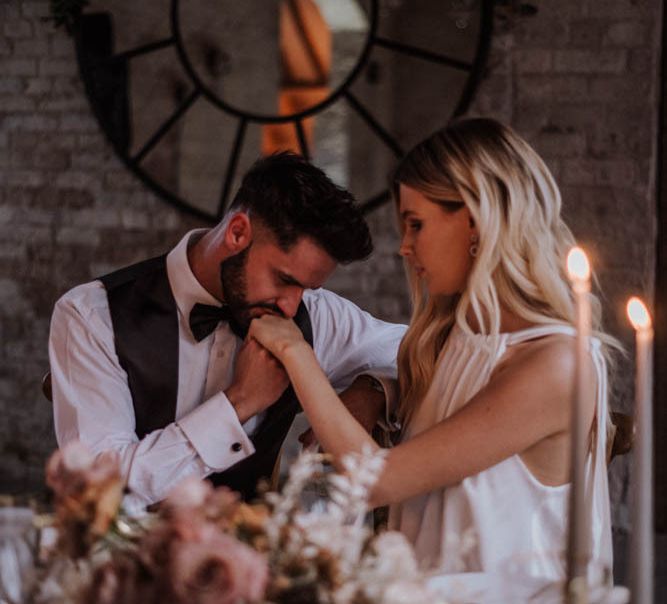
566, 247, 591, 282
627, 297, 652, 331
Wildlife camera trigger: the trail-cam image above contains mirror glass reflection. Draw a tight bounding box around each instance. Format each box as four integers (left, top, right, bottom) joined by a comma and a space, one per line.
77, 0, 483, 219
179, 0, 369, 118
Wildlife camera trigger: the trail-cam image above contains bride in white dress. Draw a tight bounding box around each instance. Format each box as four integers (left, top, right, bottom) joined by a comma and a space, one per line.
249, 117, 616, 589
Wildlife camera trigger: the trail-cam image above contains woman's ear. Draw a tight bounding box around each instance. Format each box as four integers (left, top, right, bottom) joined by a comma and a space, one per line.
224, 212, 252, 252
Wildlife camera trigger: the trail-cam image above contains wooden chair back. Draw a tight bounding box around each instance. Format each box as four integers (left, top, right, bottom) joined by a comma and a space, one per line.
607, 411, 634, 464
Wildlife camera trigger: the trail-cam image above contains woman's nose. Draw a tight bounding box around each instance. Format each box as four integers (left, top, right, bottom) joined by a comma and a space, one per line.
398, 236, 412, 258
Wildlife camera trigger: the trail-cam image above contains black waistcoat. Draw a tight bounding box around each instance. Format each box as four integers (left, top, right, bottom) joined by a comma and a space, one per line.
99, 255, 312, 501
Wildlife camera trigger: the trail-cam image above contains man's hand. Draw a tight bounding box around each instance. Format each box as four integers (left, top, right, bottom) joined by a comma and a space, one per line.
298, 374, 386, 449
225, 339, 289, 423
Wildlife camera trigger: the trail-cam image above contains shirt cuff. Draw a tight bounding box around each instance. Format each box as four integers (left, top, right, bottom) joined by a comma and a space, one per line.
177, 391, 255, 470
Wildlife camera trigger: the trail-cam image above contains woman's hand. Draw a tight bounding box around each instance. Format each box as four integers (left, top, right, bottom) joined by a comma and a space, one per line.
248, 314, 308, 361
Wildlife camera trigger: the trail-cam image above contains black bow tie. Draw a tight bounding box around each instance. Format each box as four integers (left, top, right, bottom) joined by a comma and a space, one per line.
188, 302, 245, 341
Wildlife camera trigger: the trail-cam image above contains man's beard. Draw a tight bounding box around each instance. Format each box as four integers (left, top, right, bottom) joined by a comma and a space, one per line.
219, 245, 281, 330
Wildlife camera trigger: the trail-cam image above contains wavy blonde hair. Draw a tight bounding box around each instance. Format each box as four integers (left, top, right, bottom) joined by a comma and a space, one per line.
394, 117, 615, 424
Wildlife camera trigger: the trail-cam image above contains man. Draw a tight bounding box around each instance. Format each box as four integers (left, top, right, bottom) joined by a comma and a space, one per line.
49, 152, 405, 506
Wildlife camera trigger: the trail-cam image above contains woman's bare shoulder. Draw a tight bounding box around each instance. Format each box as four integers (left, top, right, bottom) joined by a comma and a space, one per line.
482, 332, 590, 441
490, 331, 596, 419
495, 332, 578, 387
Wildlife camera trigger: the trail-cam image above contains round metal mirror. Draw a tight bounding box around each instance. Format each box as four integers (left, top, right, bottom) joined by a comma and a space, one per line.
74, 0, 493, 221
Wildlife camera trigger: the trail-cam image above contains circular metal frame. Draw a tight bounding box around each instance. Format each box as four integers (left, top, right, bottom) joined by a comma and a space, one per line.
74, 1, 494, 222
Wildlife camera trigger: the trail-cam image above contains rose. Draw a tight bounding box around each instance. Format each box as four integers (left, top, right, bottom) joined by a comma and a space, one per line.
136, 511, 269, 604
169, 523, 268, 604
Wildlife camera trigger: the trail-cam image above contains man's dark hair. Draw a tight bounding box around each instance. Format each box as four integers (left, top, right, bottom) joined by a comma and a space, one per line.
229, 152, 373, 263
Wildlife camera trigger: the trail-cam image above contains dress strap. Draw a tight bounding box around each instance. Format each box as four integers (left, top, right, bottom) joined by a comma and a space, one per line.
591, 342, 610, 460
505, 323, 577, 346
506, 325, 605, 412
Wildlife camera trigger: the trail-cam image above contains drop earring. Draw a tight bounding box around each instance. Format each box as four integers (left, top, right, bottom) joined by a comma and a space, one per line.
469, 233, 479, 257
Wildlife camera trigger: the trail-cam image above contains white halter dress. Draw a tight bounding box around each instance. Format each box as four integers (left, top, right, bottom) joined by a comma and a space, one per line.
388, 323, 613, 581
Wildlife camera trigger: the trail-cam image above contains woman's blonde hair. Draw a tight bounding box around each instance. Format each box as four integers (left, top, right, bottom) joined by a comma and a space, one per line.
393, 117, 616, 424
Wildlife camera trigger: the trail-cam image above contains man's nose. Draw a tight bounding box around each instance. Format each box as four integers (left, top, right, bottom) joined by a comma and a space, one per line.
277, 289, 304, 318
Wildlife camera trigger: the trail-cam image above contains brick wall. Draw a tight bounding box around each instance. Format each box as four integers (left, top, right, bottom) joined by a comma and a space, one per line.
0, 0, 663, 590
0, 0, 202, 494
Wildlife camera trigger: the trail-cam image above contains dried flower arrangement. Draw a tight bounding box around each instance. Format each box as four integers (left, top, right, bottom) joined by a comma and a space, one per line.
22, 442, 448, 604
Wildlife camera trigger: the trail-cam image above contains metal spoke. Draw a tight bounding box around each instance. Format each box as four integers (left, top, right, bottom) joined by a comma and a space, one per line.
132, 89, 200, 164
453, 0, 494, 116
375, 36, 472, 72
111, 37, 175, 62
344, 91, 403, 158
217, 118, 248, 218
360, 190, 391, 215
295, 120, 310, 159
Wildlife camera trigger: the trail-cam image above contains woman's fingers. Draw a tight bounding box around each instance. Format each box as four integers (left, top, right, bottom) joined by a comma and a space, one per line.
248, 315, 305, 358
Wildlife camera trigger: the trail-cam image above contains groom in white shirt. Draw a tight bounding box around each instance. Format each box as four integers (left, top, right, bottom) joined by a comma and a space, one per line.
49, 152, 405, 506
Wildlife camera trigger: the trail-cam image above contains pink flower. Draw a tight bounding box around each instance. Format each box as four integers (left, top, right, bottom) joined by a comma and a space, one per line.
169, 524, 269, 604
58, 440, 95, 471
46, 441, 120, 498
45, 441, 123, 557
166, 476, 213, 509
163, 478, 241, 532
83, 553, 171, 604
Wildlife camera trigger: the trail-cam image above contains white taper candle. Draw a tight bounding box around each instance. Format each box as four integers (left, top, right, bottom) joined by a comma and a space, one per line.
627, 297, 654, 604
566, 247, 592, 603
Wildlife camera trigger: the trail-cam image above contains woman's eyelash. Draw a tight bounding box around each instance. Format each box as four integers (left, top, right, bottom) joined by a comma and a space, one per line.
407, 220, 422, 231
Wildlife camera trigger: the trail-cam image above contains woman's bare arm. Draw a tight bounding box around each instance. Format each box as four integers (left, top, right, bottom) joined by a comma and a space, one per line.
250, 317, 596, 509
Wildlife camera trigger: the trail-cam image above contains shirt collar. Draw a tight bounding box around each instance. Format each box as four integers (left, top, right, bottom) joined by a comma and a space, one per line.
166, 229, 223, 323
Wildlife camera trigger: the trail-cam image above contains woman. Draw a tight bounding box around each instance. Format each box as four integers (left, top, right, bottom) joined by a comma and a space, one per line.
249, 118, 614, 580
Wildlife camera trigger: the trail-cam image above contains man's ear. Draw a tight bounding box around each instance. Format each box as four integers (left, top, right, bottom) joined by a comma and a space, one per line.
224, 213, 252, 252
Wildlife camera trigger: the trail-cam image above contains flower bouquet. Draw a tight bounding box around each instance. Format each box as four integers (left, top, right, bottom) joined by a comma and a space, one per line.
15, 442, 447, 604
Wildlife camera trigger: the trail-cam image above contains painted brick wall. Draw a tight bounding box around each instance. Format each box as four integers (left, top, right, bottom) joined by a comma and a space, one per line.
0, 0, 202, 495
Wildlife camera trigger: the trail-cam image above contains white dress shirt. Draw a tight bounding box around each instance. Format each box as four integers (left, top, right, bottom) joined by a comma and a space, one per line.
49, 230, 406, 507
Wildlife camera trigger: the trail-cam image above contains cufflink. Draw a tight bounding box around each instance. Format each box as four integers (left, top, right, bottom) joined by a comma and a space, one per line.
231, 442, 242, 452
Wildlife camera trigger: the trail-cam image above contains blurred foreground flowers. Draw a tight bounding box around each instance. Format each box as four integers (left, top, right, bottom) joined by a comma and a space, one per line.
13, 442, 447, 604
45, 442, 123, 559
